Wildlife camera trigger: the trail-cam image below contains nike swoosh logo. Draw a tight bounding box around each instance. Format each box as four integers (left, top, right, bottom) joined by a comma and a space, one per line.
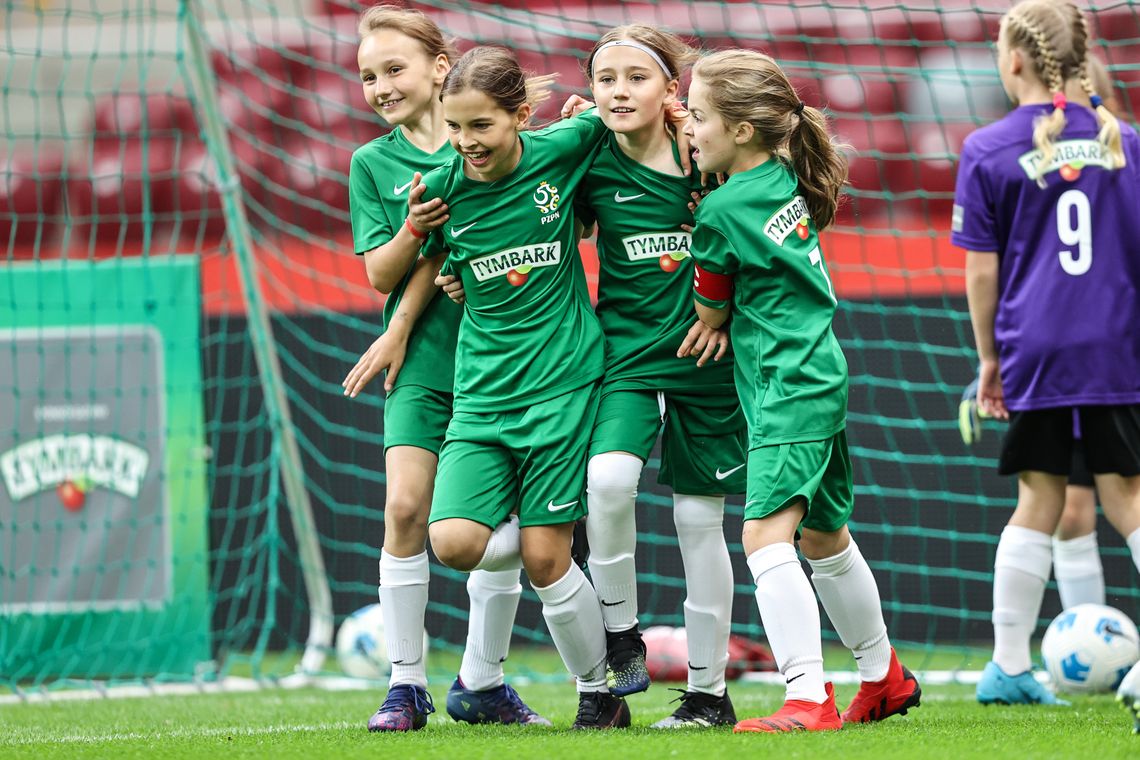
600, 599, 624, 607
393, 180, 413, 195
715, 464, 745, 480
614, 191, 645, 203
451, 222, 478, 238
786, 673, 805, 684
547, 499, 578, 512
687, 662, 708, 670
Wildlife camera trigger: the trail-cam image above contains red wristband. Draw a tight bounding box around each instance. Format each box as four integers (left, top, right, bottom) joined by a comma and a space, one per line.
694, 263, 732, 302
405, 217, 429, 240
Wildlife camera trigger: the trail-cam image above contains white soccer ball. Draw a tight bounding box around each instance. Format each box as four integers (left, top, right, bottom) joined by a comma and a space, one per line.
335, 604, 429, 680
1041, 603, 1140, 694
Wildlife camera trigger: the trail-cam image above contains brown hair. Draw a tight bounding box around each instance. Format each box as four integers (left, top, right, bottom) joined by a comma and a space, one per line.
692, 49, 848, 231
357, 3, 458, 62
1003, 0, 1124, 184
585, 24, 698, 81
440, 47, 556, 116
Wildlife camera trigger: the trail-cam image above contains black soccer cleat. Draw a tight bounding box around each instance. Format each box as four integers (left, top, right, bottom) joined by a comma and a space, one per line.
570, 690, 631, 730
651, 688, 737, 728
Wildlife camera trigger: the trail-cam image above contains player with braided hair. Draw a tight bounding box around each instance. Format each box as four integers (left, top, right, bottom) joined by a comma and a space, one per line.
952, 0, 1140, 706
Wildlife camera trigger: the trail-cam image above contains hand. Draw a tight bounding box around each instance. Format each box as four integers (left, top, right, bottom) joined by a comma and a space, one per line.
959, 378, 986, 445
677, 318, 730, 367
407, 171, 448, 234
560, 94, 595, 119
669, 101, 694, 176
342, 331, 407, 397
976, 358, 1008, 421
435, 273, 466, 304
680, 190, 704, 233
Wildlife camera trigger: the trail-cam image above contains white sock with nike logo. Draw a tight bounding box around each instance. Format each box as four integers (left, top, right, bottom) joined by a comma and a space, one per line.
674, 494, 732, 696
585, 453, 643, 632
378, 550, 430, 689
747, 542, 827, 703
460, 568, 522, 692
533, 563, 609, 692
807, 540, 891, 682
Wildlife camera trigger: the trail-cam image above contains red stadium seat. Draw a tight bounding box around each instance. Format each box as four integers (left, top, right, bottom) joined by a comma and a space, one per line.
65, 137, 178, 252
830, 117, 908, 226
91, 93, 198, 140
1, 148, 65, 255
260, 128, 355, 240
164, 140, 227, 245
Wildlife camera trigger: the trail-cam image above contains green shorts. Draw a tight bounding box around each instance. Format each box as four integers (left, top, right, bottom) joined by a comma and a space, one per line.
429, 383, 599, 528
744, 430, 853, 532
589, 387, 746, 495
383, 384, 454, 455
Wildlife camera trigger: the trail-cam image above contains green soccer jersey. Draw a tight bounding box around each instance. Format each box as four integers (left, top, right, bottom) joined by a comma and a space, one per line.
349, 127, 461, 392
580, 135, 735, 392
419, 114, 610, 413
691, 158, 848, 448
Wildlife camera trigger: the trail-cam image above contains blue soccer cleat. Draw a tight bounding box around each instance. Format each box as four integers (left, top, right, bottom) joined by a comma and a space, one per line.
1117, 661, 1140, 734
367, 684, 435, 732
976, 661, 1070, 706
446, 677, 552, 725
606, 627, 651, 697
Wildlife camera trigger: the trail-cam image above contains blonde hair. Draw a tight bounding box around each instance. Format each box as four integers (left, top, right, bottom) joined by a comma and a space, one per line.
1003, 0, 1124, 184
357, 3, 458, 62
585, 24, 698, 81
441, 47, 556, 118
692, 49, 848, 231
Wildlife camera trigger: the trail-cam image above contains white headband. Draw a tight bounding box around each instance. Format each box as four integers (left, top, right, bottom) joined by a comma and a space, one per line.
591, 39, 674, 78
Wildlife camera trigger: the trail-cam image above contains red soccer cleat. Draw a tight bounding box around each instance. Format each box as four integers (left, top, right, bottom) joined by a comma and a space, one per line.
840, 648, 922, 724
733, 682, 843, 733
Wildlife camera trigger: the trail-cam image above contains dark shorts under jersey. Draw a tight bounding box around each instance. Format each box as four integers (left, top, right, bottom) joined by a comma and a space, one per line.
1000, 405, 1140, 478
744, 430, 854, 533
590, 386, 746, 496
383, 384, 454, 455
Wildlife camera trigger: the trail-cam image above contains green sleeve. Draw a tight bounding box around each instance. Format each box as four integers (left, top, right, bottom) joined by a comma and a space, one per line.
348, 150, 393, 255
536, 109, 608, 161
691, 222, 738, 309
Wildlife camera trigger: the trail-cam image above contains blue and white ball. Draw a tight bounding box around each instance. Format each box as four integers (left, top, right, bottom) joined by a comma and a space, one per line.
1041, 603, 1139, 694
335, 604, 429, 680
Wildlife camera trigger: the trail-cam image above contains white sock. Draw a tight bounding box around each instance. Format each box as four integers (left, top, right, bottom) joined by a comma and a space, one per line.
992, 525, 1052, 675
459, 568, 521, 692
585, 453, 643, 632
378, 550, 429, 688
807, 540, 892, 682
472, 515, 522, 572
1052, 532, 1105, 608
1128, 527, 1140, 575
533, 563, 609, 692
747, 542, 826, 703
674, 494, 732, 696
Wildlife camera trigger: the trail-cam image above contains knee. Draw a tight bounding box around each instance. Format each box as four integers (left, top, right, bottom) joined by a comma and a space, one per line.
521, 547, 569, 588
429, 522, 486, 572
1056, 501, 1095, 541
799, 525, 850, 561
384, 494, 429, 540
673, 495, 724, 535
587, 453, 641, 502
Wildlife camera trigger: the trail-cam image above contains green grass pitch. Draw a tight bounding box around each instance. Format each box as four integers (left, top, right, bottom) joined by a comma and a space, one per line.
3, 654, 1136, 760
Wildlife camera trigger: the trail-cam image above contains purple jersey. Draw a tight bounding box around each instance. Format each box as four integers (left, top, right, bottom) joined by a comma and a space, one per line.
952, 104, 1140, 410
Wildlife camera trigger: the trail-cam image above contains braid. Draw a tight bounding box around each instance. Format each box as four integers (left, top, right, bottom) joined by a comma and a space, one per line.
1075, 11, 1126, 168
1012, 10, 1068, 186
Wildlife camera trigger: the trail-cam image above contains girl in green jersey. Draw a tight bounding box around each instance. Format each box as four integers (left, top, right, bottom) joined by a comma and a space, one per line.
417, 46, 629, 729
343, 4, 545, 732
574, 26, 745, 728
685, 49, 921, 732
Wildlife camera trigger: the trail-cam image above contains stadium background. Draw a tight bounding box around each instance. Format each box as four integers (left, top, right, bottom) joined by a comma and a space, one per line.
1, 0, 1138, 687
